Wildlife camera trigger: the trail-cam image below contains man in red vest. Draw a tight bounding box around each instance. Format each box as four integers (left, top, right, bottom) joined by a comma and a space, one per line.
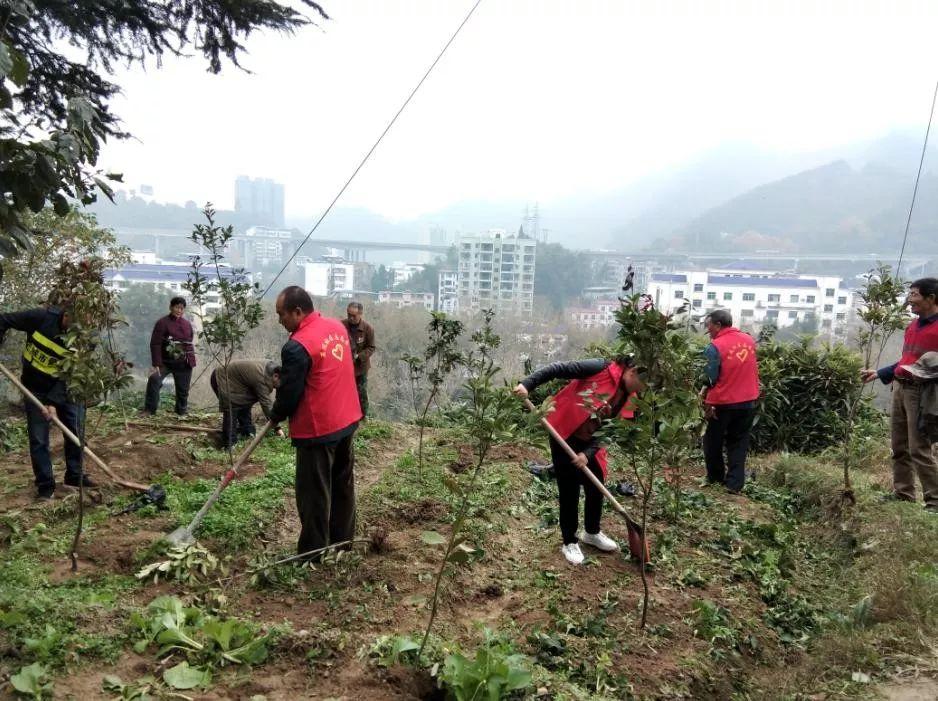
701, 309, 760, 494
863, 277, 938, 512
513, 356, 645, 565
269, 286, 363, 557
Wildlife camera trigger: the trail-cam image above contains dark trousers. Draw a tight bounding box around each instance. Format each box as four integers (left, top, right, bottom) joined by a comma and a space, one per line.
210, 370, 256, 447
25, 400, 84, 492
355, 373, 368, 417
144, 364, 192, 414
221, 406, 255, 447
295, 432, 356, 557
549, 435, 605, 545
703, 406, 756, 491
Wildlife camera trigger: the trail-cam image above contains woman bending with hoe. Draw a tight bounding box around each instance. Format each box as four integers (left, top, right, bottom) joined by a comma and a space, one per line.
513, 356, 645, 565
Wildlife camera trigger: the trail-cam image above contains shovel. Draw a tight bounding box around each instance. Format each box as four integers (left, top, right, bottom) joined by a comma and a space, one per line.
165, 420, 274, 545
521, 397, 651, 563
0, 361, 162, 500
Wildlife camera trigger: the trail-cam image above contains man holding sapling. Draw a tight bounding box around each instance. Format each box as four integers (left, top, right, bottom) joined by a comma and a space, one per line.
270, 286, 362, 558
513, 356, 645, 566
142, 296, 196, 416
863, 277, 938, 512
0, 303, 95, 499
700, 309, 760, 495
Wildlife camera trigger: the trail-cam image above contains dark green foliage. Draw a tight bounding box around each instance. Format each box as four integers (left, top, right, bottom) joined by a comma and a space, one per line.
0, 0, 326, 253
752, 335, 874, 454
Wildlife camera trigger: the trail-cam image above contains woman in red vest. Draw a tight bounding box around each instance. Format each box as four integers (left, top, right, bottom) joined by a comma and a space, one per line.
514, 356, 645, 565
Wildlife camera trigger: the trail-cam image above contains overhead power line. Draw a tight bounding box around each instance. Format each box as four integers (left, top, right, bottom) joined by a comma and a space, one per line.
261, 0, 485, 299
896, 78, 938, 272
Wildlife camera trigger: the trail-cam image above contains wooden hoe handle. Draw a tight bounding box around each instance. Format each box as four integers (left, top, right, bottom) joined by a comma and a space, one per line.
0, 362, 149, 492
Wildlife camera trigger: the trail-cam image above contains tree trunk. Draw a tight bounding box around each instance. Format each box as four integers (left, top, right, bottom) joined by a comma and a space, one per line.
69, 404, 87, 572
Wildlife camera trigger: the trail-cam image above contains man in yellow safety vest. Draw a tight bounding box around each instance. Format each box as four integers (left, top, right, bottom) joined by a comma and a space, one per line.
0, 305, 93, 499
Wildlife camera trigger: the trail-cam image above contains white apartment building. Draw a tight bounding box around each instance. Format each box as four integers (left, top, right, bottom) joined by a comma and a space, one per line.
104, 262, 247, 316
457, 229, 536, 315
437, 269, 459, 314
377, 290, 434, 311
646, 270, 854, 334
303, 260, 355, 297
569, 300, 619, 330
389, 262, 425, 286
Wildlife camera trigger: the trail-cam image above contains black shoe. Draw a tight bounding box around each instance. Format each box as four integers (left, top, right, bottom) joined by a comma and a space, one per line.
880, 492, 914, 503
527, 462, 555, 480
64, 474, 97, 489
37, 488, 55, 501
614, 481, 637, 497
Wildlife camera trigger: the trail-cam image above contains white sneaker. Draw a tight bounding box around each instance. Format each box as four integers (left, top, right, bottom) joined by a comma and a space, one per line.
561, 543, 585, 565
580, 531, 620, 552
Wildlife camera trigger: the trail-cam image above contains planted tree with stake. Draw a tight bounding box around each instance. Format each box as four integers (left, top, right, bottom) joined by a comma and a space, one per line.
602, 294, 703, 628
49, 258, 132, 571
418, 309, 517, 658
403, 312, 464, 474
183, 204, 264, 460
842, 265, 907, 503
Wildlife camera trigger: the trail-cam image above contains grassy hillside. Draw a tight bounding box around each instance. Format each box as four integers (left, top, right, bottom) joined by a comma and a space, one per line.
0, 412, 935, 699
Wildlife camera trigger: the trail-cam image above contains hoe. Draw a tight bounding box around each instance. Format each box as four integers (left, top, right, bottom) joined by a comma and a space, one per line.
0, 362, 166, 506
165, 420, 274, 546
522, 397, 651, 563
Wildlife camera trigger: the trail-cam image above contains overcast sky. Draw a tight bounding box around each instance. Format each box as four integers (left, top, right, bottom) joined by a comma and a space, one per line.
100, 0, 938, 222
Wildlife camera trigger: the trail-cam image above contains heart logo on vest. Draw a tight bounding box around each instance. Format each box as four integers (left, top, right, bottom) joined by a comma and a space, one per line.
331, 343, 344, 362
735, 347, 749, 362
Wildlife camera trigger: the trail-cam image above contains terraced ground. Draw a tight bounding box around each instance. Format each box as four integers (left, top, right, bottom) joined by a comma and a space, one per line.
0, 409, 936, 700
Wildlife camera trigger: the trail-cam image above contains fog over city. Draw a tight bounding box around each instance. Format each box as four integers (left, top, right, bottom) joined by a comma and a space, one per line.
97, 0, 938, 253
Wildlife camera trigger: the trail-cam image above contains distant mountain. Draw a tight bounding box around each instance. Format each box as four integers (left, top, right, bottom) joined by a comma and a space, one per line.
88, 130, 938, 256
674, 158, 937, 253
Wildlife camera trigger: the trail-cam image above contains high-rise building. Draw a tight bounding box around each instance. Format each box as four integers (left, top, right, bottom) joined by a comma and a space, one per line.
234, 176, 285, 228
457, 229, 536, 315
437, 269, 459, 314
302, 259, 355, 297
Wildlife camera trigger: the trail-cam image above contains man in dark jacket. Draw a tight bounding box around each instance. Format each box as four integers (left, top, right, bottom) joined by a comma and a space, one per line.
0, 305, 95, 498
340, 302, 375, 417
210, 359, 282, 448
513, 357, 644, 565
270, 286, 362, 558
143, 296, 197, 415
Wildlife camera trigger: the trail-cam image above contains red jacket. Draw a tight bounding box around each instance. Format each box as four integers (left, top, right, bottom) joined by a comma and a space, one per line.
895, 316, 938, 380
547, 362, 634, 477
705, 327, 760, 406
288, 313, 362, 439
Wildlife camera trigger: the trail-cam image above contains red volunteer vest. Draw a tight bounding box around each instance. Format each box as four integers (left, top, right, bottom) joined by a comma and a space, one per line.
895, 317, 938, 379
288, 312, 363, 439
546, 362, 634, 477
705, 327, 760, 406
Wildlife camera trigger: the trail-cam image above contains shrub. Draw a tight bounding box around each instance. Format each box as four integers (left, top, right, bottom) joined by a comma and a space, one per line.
753, 336, 881, 454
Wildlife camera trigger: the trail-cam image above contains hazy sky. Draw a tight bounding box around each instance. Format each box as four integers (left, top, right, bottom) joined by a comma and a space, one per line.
100, 0, 938, 221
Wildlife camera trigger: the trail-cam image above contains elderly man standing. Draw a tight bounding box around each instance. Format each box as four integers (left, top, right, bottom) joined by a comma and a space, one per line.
701, 309, 760, 494
863, 277, 938, 512
269, 286, 362, 558
341, 302, 375, 417
210, 359, 282, 448
143, 296, 196, 416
